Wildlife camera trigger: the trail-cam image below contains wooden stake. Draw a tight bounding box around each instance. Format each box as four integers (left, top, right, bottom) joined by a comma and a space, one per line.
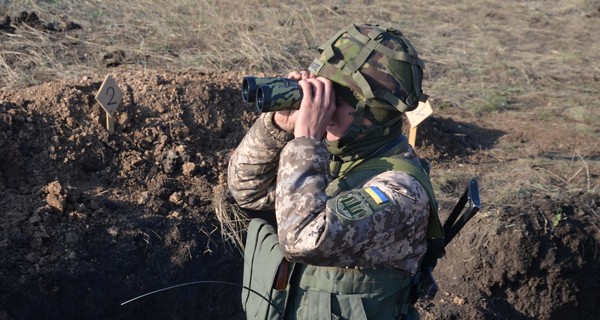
106, 112, 114, 134
409, 126, 417, 148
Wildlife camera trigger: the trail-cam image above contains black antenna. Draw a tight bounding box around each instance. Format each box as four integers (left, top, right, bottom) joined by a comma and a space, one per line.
121, 280, 284, 320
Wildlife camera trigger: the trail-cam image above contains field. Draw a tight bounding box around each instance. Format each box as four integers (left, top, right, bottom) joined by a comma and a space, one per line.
1, 0, 599, 319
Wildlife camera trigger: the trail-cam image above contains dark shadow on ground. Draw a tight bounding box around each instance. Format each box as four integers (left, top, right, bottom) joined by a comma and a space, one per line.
416, 115, 505, 161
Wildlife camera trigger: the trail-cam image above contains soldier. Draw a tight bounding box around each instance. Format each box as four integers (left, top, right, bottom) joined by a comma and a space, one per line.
228, 23, 442, 320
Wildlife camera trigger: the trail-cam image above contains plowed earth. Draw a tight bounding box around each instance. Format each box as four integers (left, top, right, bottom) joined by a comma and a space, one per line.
1, 69, 598, 320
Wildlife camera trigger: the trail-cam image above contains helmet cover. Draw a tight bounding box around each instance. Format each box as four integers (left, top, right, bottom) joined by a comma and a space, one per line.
309, 23, 427, 116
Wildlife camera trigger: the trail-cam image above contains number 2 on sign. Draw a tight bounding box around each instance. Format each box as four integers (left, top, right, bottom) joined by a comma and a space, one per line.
106, 87, 117, 106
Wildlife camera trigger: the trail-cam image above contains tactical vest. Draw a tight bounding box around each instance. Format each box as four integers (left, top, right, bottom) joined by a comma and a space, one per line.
242, 153, 443, 320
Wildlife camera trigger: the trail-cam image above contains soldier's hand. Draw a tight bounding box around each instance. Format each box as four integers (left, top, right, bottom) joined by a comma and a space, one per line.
273, 71, 314, 132
294, 77, 336, 140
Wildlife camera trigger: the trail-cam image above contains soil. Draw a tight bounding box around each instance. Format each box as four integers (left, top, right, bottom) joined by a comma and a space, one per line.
1, 7, 599, 320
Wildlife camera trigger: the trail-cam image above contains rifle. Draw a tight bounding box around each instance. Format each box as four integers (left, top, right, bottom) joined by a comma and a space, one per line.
419, 178, 481, 300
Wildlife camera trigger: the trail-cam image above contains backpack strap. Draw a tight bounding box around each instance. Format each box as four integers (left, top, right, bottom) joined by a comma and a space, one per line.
243, 219, 293, 320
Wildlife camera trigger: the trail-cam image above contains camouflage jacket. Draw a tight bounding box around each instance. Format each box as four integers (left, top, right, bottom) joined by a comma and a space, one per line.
228, 113, 429, 274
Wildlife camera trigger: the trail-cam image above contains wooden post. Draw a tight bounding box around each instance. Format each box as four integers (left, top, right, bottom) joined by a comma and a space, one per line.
409, 126, 417, 148
106, 113, 114, 134
405, 100, 433, 149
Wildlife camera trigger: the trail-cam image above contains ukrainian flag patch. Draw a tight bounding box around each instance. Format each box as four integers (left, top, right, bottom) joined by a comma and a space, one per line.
364, 186, 389, 204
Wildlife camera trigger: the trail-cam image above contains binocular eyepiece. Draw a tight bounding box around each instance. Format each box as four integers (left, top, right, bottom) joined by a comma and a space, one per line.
242, 76, 303, 112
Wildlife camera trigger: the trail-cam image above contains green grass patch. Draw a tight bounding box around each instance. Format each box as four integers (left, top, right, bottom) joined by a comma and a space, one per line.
472, 89, 509, 115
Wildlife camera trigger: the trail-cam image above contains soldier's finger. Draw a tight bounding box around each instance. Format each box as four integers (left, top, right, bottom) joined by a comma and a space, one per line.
287, 71, 302, 80
298, 79, 314, 106
317, 77, 334, 108
299, 70, 311, 79
306, 78, 324, 105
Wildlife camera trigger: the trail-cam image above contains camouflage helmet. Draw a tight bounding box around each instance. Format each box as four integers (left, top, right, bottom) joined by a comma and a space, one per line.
308, 23, 427, 117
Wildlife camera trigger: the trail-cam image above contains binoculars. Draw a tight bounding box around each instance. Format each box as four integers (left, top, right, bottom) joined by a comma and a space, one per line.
242, 76, 303, 112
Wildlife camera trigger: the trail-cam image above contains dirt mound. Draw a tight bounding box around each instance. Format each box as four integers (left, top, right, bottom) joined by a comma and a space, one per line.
0, 70, 253, 319
424, 191, 600, 319
0, 70, 598, 319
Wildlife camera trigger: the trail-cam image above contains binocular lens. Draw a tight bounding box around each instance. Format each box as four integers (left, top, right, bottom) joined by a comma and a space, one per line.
256, 86, 269, 113
242, 76, 302, 112
241, 77, 257, 103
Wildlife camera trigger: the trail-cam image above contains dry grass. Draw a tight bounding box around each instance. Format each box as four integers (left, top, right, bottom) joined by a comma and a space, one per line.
470, 153, 599, 211
2, 0, 599, 226
2, 0, 599, 125
212, 183, 250, 251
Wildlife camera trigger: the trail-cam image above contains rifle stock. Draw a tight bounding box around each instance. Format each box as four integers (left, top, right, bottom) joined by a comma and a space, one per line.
418, 178, 481, 300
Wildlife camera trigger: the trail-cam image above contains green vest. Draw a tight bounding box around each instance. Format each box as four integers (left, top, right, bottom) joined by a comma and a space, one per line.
242, 154, 442, 320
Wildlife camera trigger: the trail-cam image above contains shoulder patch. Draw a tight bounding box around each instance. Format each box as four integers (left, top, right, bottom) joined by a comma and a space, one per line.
329, 187, 391, 222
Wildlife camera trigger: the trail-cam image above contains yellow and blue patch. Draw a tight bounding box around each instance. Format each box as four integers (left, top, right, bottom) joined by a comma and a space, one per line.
329, 186, 392, 223
364, 186, 389, 204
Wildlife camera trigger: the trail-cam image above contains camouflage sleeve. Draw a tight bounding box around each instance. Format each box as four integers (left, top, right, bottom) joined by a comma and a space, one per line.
276, 138, 430, 274
227, 112, 293, 210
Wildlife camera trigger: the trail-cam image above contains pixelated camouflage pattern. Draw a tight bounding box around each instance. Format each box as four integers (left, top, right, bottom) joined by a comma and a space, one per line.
276, 138, 429, 273
227, 113, 293, 211
257, 84, 303, 112
229, 113, 429, 274
309, 24, 423, 111
242, 76, 298, 103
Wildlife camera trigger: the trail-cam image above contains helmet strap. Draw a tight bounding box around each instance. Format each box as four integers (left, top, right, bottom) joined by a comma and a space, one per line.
338, 100, 404, 148
345, 100, 369, 142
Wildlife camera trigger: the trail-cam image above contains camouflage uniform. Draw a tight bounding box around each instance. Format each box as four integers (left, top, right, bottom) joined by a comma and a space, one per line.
230, 23, 436, 319
228, 112, 429, 274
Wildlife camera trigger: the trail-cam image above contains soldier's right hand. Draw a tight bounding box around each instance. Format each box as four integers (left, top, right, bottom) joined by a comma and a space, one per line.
294, 76, 336, 140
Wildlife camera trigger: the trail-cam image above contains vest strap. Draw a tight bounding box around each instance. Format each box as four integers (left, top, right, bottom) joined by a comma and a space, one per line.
294, 264, 414, 319
305, 291, 331, 320
299, 267, 413, 294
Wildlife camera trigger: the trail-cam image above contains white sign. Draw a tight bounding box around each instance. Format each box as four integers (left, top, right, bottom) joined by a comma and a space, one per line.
95, 74, 123, 117
405, 100, 433, 128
